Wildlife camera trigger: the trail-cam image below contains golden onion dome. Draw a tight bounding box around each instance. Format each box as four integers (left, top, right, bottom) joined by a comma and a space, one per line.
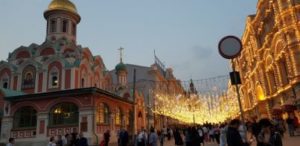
47, 0, 78, 14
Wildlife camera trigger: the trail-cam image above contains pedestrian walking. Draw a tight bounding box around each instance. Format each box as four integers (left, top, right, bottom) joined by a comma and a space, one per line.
149, 127, 158, 146
219, 124, 227, 146
157, 130, 164, 146
286, 114, 295, 137
209, 128, 215, 142
76, 132, 88, 146
6, 138, 15, 146
257, 118, 282, 146
184, 127, 192, 146
197, 127, 204, 146
119, 128, 129, 146
226, 119, 249, 146
56, 135, 63, 146
136, 129, 147, 146
104, 130, 110, 146
173, 128, 183, 146
48, 136, 57, 146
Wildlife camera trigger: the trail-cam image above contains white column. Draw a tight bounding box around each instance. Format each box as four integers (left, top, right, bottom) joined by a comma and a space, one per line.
0, 117, 13, 143
34, 72, 40, 93
9, 75, 14, 89
36, 112, 48, 139
43, 71, 48, 92
17, 74, 22, 91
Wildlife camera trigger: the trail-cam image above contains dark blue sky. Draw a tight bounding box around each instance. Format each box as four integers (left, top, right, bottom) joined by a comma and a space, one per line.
0, 0, 257, 81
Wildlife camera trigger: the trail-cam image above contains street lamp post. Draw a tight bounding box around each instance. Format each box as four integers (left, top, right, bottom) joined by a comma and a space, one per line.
218, 36, 247, 142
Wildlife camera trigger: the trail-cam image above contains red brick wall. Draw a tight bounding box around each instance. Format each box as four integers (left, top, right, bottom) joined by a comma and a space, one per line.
65, 69, 71, 89
75, 70, 79, 88
38, 73, 43, 92
16, 50, 30, 59
40, 48, 55, 56
13, 76, 18, 90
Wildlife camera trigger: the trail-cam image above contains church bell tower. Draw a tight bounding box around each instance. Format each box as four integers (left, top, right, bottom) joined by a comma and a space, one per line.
44, 0, 81, 43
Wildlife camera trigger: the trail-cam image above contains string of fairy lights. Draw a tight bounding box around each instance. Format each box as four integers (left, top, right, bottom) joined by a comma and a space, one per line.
150, 75, 240, 124
123, 75, 241, 124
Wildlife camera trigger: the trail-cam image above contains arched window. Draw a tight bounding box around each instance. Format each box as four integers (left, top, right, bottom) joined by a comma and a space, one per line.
13, 106, 37, 128
49, 67, 59, 88
3, 82, 8, 89
49, 103, 78, 126
62, 19, 68, 33
1, 72, 9, 89
22, 65, 36, 89
72, 23, 76, 35
279, 60, 289, 85
115, 107, 121, 125
81, 78, 85, 88
268, 71, 277, 94
97, 103, 110, 124
50, 19, 57, 33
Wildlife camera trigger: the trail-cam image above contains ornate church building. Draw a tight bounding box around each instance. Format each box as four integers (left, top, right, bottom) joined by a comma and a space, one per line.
0, 0, 141, 145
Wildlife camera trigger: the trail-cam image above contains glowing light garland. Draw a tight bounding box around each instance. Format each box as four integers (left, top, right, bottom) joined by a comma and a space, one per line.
151, 79, 241, 124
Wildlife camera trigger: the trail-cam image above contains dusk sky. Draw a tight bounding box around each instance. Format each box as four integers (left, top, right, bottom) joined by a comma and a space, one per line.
0, 0, 257, 81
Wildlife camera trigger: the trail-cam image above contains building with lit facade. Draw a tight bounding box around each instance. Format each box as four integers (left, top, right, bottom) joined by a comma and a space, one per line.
234, 0, 300, 119
111, 55, 185, 130
0, 0, 139, 145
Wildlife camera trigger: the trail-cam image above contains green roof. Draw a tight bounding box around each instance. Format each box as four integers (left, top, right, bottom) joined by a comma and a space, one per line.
115, 62, 127, 72
0, 88, 25, 97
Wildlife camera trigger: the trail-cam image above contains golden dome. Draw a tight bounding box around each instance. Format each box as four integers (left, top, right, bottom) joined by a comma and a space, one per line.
47, 0, 78, 14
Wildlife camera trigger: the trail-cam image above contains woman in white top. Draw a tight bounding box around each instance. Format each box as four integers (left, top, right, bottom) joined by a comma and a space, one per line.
48, 136, 56, 146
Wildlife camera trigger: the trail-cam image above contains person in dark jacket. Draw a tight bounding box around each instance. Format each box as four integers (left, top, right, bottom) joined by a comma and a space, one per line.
119, 128, 129, 146
257, 118, 282, 146
173, 128, 183, 146
75, 132, 88, 146
226, 119, 249, 146
56, 135, 63, 146
104, 130, 110, 146
286, 114, 295, 137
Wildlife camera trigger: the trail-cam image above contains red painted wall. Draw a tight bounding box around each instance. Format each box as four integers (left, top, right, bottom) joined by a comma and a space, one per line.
40, 48, 55, 56
13, 76, 18, 90
75, 70, 79, 88
16, 51, 30, 59
65, 69, 71, 89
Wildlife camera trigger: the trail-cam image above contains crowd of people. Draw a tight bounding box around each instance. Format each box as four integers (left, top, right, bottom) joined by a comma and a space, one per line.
129, 114, 298, 146
46, 132, 88, 146
4, 113, 298, 146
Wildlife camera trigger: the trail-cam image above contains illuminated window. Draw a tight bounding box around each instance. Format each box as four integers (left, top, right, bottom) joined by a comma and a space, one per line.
115, 107, 121, 125
49, 103, 78, 126
13, 106, 37, 128
49, 67, 59, 88
97, 103, 110, 124
52, 76, 58, 86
